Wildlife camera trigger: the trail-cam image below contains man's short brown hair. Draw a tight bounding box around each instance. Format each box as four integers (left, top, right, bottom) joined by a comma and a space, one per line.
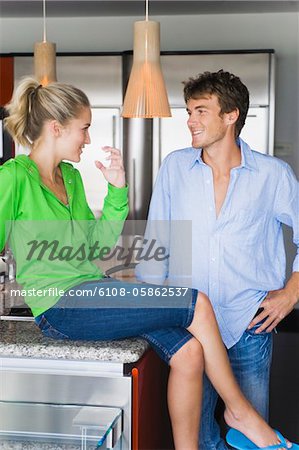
183, 70, 249, 137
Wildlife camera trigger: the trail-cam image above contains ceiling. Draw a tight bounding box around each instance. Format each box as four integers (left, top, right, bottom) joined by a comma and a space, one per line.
0, 0, 298, 17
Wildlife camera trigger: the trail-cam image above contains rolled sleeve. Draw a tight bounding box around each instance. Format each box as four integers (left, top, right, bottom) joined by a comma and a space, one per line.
274, 163, 299, 273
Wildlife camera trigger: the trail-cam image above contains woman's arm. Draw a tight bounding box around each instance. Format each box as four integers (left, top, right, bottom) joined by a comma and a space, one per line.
0, 161, 16, 252
76, 147, 129, 256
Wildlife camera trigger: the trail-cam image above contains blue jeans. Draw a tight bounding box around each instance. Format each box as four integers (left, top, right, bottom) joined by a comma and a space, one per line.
34, 278, 197, 364
199, 323, 273, 450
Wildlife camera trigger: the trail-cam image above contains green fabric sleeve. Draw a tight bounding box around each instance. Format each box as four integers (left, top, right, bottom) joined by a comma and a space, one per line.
0, 162, 15, 253
101, 183, 129, 220
88, 183, 129, 257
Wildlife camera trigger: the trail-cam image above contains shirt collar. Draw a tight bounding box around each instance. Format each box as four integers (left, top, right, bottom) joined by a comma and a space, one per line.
189, 148, 205, 169
189, 137, 258, 172
15, 154, 40, 180
15, 154, 75, 181
238, 137, 259, 171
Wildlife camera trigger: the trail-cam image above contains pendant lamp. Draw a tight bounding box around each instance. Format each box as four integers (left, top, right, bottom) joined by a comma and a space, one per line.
122, 0, 171, 118
34, 0, 57, 86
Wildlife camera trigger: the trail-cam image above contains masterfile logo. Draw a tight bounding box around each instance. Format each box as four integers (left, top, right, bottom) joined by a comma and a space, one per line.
6, 219, 192, 279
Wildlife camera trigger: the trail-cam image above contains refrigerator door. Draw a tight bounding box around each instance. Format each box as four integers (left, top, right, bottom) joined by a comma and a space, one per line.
153, 108, 190, 177
240, 107, 269, 154
161, 53, 272, 106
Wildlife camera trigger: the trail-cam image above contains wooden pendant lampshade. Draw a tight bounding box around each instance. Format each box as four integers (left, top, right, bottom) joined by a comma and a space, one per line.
122, 2, 171, 118
34, 0, 57, 86
34, 41, 57, 86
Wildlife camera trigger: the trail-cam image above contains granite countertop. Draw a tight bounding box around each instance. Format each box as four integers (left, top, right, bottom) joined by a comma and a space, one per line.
0, 320, 149, 364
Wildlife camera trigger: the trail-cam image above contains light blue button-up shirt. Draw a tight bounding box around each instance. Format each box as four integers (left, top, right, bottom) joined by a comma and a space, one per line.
136, 138, 299, 348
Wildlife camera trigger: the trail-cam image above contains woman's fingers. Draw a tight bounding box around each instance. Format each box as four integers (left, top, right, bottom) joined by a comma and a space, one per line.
102, 147, 124, 166
95, 147, 126, 188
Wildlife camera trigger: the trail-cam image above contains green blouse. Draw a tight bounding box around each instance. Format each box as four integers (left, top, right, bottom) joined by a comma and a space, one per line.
0, 155, 129, 316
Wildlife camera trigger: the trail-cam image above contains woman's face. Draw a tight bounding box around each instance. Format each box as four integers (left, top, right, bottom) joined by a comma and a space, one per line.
58, 107, 91, 163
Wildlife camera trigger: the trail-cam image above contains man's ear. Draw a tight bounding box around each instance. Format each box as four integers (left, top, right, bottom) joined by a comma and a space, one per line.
225, 108, 239, 126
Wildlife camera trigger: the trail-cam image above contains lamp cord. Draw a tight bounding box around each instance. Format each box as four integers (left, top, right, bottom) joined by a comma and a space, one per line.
145, 0, 149, 21
43, 0, 47, 42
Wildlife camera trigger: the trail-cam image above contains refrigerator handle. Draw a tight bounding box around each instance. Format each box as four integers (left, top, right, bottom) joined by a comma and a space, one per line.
132, 157, 136, 220
112, 115, 116, 148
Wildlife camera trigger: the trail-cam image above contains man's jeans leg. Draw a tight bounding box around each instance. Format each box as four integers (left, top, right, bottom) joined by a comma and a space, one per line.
199, 328, 273, 450
229, 328, 273, 419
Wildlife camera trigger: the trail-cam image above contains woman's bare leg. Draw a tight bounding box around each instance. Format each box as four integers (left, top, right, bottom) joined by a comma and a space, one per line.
168, 338, 204, 450
187, 292, 282, 448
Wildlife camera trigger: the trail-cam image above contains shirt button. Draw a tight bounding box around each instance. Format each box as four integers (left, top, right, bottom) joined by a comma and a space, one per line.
68, 180, 72, 184
206, 179, 211, 184
211, 257, 216, 262
209, 206, 213, 212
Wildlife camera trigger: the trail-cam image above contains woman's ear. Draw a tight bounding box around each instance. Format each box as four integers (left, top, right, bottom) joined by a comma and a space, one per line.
48, 120, 64, 137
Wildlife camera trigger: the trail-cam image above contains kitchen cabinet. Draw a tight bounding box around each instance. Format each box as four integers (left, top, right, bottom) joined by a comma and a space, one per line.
0, 320, 173, 450
0, 56, 14, 163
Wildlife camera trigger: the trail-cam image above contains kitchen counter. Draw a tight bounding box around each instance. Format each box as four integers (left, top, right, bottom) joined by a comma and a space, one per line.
0, 320, 173, 450
0, 320, 149, 364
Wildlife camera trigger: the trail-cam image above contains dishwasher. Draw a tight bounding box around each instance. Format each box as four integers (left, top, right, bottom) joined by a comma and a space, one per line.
0, 318, 135, 450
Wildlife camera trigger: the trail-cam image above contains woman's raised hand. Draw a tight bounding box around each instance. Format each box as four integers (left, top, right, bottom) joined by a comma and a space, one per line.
95, 146, 126, 188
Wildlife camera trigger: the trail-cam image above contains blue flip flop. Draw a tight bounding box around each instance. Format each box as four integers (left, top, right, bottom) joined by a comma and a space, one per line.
226, 428, 299, 450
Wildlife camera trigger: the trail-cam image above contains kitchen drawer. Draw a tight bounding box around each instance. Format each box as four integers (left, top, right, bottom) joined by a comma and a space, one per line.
0, 402, 122, 449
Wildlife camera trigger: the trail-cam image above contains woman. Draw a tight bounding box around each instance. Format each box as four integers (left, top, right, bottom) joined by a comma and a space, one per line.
1, 77, 296, 450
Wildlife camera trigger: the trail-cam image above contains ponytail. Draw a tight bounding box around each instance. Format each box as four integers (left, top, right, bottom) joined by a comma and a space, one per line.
4, 77, 40, 148
4, 77, 90, 148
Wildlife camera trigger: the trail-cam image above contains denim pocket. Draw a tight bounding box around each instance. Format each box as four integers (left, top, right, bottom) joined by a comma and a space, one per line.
246, 321, 271, 337
35, 314, 70, 340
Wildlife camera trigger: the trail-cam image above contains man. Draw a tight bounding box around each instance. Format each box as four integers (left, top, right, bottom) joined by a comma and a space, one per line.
136, 70, 299, 449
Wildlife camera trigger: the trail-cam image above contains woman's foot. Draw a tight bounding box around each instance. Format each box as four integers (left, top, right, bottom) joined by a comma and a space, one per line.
224, 403, 290, 449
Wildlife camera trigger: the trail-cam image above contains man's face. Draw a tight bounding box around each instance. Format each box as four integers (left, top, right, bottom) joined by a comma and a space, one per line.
186, 94, 230, 149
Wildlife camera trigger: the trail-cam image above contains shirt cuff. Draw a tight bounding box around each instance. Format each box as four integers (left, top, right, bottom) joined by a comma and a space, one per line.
107, 183, 129, 206
292, 254, 299, 273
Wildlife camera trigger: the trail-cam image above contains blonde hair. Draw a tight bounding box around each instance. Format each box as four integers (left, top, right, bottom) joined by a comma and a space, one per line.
4, 77, 90, 148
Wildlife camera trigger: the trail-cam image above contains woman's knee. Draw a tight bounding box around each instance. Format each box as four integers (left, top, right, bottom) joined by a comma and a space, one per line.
170, 337, 204, 375
193, 292, 216, 325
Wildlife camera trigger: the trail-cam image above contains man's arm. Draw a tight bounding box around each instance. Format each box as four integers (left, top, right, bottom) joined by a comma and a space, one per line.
248, 163, 299, 333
